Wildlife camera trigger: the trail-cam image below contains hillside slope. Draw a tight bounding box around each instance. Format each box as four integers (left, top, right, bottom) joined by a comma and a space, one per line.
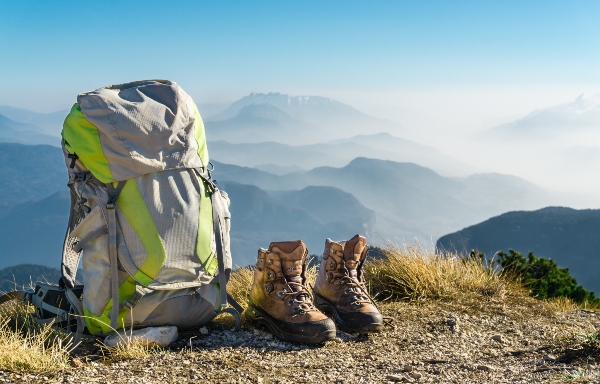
436, 206, 600, 294
214, 158, 551, 244
0, 143, 66, 207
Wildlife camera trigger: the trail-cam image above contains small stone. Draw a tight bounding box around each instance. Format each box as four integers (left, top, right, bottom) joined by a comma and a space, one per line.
103, 326, 178, 348
410, 372, 422, 379
182, 360, 191, 365
199, 327, 209, 335
477, 364, 494, 371
491, 335, 503, 343
70, 358, 84, 368
543, 354, 557, 361
386, 374, 404, 382
403, 364, 414, 372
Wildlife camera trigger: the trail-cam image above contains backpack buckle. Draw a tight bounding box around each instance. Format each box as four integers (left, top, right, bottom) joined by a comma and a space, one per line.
125, 286, 148, 309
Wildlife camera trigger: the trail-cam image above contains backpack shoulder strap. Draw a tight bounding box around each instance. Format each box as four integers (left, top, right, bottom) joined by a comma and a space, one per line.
194, 168, 242, 328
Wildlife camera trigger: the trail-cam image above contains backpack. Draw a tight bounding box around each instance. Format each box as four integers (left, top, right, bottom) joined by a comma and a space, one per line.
0, 80, 241, 345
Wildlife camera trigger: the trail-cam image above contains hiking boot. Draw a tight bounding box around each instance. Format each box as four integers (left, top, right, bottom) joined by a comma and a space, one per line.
313, 235, 383, 333
246, 240, 337, 344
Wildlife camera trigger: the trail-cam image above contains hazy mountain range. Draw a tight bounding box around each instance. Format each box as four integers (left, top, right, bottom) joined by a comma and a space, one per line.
436, 206, 600, 294
0, 105, 67, 136
480, 92, 600, 142
211, 158, 551, 244
205, 92, 404, 144
0, 143, 66, 207
0, 114, 60, 146
209, 132, 478, 177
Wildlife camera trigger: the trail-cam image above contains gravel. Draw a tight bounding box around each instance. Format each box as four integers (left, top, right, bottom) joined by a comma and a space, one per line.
1, 300, 599, 383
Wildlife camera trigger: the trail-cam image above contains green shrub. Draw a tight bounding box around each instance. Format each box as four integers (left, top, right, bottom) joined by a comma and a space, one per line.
492, 249, 597, 304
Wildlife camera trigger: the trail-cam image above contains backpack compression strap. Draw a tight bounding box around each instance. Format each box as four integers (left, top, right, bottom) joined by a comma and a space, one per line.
194, 169, 243, 322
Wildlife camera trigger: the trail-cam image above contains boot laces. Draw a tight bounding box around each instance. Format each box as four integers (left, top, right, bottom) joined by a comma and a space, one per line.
278, 282, 318, 315
337, 276, 373, 306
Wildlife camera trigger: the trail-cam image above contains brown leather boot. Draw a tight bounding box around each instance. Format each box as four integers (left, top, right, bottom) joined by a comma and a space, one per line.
313, 235, 383, 333
246, 240, 337, 344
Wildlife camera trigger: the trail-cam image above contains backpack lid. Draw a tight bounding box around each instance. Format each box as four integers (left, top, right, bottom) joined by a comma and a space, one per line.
62, 80, 209, 182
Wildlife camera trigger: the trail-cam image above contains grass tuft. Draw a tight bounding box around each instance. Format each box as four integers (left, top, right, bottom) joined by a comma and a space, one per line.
364, 243, 524, 303
100, 338, 163, 361
227, 265, 255, 310
0, 300, 71, 374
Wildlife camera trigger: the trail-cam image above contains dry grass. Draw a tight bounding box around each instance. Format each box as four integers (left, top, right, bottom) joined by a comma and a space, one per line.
100, 339, 163, 361
364, 243, 526, 304
227, 265, 255, 309
545, 296, 580, 312
0, 300, 71, 374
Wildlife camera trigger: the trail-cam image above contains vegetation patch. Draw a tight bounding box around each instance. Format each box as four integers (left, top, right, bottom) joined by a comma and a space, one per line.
555, 332, 600, 364
364, 244, 524, 303
0, 301, 71, 374
495, 249, 598, 306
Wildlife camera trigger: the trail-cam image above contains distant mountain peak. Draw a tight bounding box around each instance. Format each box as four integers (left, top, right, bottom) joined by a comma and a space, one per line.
210, 92, 368, 123
482, 91, 600, 140
237, 103, 292, 120
568, 92, 600, 115
239, 92, 353, 109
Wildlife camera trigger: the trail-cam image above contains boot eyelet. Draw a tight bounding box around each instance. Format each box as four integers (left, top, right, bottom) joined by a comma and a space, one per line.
327, 273, 332, 280
293, 307, 303, 314
268, 259, 273, 264
267, 272, 274, 279
265, 283, 273, 293
329, 261, 335, 268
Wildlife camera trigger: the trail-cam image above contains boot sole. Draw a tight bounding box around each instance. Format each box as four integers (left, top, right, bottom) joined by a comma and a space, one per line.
245, 301, 336, 344
314, 293, 384, 334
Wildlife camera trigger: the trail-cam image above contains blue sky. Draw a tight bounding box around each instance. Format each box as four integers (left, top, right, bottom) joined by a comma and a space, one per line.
1, 1, 600, 127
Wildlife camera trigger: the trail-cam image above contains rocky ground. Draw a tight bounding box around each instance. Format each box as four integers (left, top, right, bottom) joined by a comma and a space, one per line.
1, 298, 599, 384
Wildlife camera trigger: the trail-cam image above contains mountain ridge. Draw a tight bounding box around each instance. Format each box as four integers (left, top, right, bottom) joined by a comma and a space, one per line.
436, 206, 600, 293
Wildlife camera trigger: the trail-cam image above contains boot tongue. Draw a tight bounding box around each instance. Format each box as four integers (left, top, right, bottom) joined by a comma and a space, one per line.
282, 262, 305, 293
269, 240, 307, 293
343, 235, 367, 279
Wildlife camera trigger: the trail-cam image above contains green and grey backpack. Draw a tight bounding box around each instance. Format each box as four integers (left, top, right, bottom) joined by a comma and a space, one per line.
0, 80, 240, 345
